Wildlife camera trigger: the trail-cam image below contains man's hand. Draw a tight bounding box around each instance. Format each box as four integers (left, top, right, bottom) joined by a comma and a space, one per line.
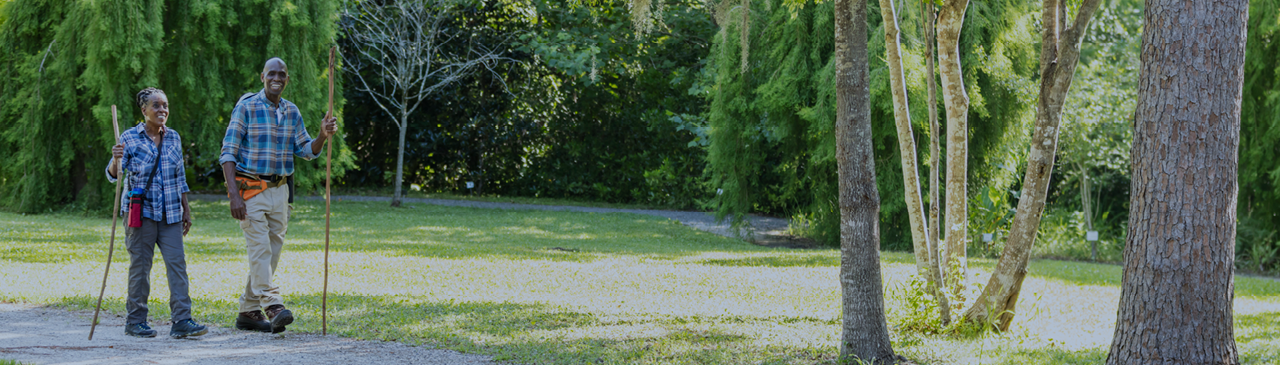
229, 194, 247, 221
319, 112, 338, 138
222, 161, 246, 220
182, 216, 193, 236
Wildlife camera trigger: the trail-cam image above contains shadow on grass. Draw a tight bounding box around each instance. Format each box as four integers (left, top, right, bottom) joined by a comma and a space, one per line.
991, 347, 1106, 365
51, 293, 831, 365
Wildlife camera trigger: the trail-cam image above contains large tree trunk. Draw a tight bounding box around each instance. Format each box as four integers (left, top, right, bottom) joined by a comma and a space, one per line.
835, 0, 895, 362
934, 0, 970, 300
1105, 0, 1246, 361
961, 0, 1102, 330
392, 110, 407, 207
879, 0, 948, 324
923, 0, 949, 325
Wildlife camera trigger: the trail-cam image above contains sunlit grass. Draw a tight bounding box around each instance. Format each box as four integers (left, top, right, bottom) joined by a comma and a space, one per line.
1, 201, 1277, 364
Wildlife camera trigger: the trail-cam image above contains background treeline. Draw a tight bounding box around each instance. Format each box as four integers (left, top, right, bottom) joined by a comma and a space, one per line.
0, 0, 352, 213
3, 0, 1280, 272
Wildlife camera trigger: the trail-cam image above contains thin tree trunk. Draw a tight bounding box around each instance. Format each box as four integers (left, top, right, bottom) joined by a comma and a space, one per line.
934, 0, 970, 300
1081, 163, 1095, 260
392, 110, 407, 207
1106, 0, 1245, 361
835, 0, 895, 361
879, 0, 947, 324
923, 0, 949, 324
961, 0, 1102, 330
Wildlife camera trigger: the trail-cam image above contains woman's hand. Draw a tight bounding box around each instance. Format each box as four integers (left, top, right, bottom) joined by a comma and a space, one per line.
109, 143, 125, 179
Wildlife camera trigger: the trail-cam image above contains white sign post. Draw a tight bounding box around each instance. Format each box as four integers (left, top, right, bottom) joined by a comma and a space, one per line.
1087, 230, 1099, 261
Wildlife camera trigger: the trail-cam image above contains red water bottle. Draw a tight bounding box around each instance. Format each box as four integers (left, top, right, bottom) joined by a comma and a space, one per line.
127, 189, 144, 228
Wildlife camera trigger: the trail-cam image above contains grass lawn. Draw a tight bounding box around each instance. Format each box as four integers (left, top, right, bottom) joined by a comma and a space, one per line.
1, 201, 1277, 364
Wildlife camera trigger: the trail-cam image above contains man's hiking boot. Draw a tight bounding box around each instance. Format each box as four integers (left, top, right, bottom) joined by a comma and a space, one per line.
125, 322, 157, 338
170, 319, 208, 338
265, 304, 293, 334
236, 310, 272, 333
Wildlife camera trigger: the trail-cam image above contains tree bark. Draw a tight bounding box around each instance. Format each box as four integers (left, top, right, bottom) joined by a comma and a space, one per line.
935, 0, 970, 300
961, 0, 1102, 330
1106, 0, 1246, 361
923, 0, 949, 325
879, 0, 949, 324
392, 109, 407, 207
835, 0, 895, 362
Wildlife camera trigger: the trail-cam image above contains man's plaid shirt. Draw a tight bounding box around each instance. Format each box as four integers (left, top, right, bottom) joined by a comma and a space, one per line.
219, 90, 318, 176
104, 124, 191, 225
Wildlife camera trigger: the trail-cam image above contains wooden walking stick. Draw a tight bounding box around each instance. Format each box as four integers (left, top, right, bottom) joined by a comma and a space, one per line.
323, 45, 336, 336
90, 105, 124, 340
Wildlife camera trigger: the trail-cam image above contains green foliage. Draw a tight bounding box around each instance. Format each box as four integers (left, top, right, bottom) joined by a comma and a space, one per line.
1240, 0, 1280, 273
0, 0, 353, 214
340, 0, 716, 209
704, 0, 1040, 248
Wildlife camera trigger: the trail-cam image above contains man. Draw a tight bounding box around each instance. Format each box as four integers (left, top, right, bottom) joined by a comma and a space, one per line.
220, 57, 337, 333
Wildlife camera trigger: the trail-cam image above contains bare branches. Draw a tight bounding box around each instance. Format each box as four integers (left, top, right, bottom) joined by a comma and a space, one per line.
339, 0, 509, 129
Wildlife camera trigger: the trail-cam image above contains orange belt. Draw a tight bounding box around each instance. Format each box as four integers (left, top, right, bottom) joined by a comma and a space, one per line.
230, 173, 287, 201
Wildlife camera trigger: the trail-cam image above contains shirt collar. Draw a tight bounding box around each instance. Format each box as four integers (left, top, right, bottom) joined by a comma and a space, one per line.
256, 89, 283, 109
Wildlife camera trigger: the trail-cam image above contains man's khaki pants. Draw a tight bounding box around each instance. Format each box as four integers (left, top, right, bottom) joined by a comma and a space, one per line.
239, 184, 289, 313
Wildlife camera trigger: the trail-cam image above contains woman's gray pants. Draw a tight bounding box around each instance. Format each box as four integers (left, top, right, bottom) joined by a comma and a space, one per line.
125, 218, 192, 325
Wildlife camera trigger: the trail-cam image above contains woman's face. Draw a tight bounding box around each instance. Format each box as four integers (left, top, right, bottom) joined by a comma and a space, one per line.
142, 93, 169, 128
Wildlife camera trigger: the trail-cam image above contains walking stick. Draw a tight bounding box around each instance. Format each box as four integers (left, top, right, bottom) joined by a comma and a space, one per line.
323, 45, 336, 336
90, 105, 123, 340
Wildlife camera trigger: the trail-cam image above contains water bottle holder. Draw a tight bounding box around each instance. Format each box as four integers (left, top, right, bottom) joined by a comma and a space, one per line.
127, 190, 145, 228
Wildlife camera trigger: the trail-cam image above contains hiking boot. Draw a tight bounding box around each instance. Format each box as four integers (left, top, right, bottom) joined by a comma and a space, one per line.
125, 322, 157, 338
170, 319, 208, 338
264, 304, 293, 334
235, 310, 272, 333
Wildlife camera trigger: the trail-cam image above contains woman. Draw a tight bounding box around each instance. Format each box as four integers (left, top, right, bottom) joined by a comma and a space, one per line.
106, 87, 208, 339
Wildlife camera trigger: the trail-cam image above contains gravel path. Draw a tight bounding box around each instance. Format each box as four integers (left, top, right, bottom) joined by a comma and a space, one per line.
191, 194, 816, 248
0, 303, 495, 365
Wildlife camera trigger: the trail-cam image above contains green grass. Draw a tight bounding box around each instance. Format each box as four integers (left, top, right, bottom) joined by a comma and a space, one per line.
298, 186, 696, 211
1, 201, 1278, 364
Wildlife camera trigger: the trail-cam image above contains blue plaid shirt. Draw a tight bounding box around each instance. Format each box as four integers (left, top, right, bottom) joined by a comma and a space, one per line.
219, 90, 318, 176
104, 124, 191, 224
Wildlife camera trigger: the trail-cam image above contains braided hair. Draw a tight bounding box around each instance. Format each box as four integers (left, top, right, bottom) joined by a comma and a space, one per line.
136, 87, 166, 109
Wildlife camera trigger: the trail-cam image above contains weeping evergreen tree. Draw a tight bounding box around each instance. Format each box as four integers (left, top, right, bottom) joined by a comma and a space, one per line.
704, 0, 1038, 247
0, 0, 352, 213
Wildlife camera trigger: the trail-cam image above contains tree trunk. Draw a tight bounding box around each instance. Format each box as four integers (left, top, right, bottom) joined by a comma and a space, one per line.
879, 0, 948, 324
961, 0, 1102, 330
392, 110, 407, 207
1106, 0, 1246, 361
835, 0, 895, 362
935, 0, 970, 300
1081, 163, 1096, 260
923, 0, 949, 325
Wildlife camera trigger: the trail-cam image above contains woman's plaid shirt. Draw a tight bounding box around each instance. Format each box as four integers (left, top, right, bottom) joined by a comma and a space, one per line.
104, 124, 191, 224
219, 90, 318, 176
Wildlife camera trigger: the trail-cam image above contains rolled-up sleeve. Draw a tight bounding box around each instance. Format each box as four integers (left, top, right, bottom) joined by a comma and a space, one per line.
220, 104, 247, 165
104, 146, 130, 184
292, 106, 318, 160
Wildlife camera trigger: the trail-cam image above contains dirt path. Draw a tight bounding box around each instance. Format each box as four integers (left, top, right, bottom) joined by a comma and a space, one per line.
191, 194, 817, 249
0, 303, 495, 365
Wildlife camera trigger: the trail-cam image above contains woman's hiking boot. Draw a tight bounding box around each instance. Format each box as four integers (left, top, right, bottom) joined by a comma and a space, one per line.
235, 310, 272, 332
124, 322, 157, 338
170, 319, 209, 338
265, 304, 293, 334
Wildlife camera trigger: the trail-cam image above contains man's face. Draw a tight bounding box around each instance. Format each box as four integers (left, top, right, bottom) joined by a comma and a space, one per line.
261, 59, 289, 98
